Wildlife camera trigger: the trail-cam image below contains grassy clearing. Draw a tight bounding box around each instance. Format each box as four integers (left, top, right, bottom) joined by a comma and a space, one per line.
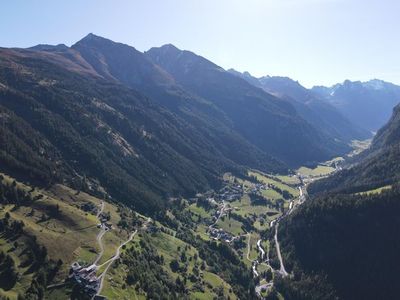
187, 203, 213, 219
253, 219, 269, 231
216, 216, 245, 236
249, 171, 299, 197
231, 195, 279, 219
261, 189, 282, 201
195, 224, 212, 241
297, 165, 335, 177
247, 232, 260, 261
275, 175, 300, 185
357, 185, 392, 196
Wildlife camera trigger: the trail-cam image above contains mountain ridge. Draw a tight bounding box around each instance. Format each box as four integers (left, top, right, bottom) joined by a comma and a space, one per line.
228, 69, 370, 142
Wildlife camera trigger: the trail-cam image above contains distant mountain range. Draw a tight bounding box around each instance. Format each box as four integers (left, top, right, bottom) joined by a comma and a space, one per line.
229, 69, 400, 137
228, 70, 371, 142
312, 79, 400, 132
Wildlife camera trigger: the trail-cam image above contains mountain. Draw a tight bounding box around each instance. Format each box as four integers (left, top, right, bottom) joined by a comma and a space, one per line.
2, 46, 280, 215
2, 33, 351, 217
228, 70, 370, 143
309, 104, 400, 194
276, 104, 400, 299
146, 44, 349, 166
312, 79, 400, 132
70, 34, 291, 172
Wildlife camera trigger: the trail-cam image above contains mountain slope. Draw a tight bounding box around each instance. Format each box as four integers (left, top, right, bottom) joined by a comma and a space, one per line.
146, 44, 349, 166
228, 70, 370, 143
1, 47, 275, 215
69, 34, 286, 172
277, 104, 400, 300
312, 79, 400, 132
309, 104, 400, 194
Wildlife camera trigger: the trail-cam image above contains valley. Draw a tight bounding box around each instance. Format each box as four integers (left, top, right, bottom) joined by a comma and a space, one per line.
0, 27, 399, 300
0, 155, 339, 299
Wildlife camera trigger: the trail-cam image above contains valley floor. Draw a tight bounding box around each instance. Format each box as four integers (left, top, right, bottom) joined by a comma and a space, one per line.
0, 160, 341, 300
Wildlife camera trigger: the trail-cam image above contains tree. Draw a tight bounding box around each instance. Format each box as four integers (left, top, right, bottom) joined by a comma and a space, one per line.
170, 259, 180, 273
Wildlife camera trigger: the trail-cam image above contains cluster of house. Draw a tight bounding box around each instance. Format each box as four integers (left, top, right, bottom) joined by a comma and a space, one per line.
248, 183, 269, 194
69, 262, 100, 297
97, 213, 113, 231
217, 184, 243, 202
209, 227, 235, 243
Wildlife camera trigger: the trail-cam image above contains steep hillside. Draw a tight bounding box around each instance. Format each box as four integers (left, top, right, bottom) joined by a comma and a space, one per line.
228, 70, 370, 143
0, 171, 249, 300
309, 104, 400, 194
276, 104, 400, 299
147, 44, 349, 166
312, 79, 400, 132
1, 47, 269, 215
70, 34, 289, 172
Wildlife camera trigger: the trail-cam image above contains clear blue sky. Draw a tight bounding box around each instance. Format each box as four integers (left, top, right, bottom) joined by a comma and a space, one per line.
1, 0, 399, 87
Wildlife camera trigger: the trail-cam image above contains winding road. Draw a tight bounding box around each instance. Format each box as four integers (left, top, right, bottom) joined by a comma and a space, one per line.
209, 200, 226, 230
274, 222, 288, 277
96, 218, 151, 295
93, 201, 106, 265
97, 229, 138, 295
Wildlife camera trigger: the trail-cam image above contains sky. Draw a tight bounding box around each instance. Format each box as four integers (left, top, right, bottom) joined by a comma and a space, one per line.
1, 0, 399, 88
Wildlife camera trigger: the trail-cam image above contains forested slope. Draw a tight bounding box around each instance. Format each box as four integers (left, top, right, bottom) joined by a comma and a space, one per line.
277, 104, 400, 299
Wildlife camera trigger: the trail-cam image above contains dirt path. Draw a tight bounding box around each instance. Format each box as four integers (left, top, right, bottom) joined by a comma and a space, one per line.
274, 222, 288, 277
93, 201, 107, 265
209, 200, 226, 229
97, 218, 151, 295
97, 229, 138, 294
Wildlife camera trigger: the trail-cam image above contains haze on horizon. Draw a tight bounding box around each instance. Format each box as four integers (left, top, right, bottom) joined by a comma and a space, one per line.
1, 0, 399, 88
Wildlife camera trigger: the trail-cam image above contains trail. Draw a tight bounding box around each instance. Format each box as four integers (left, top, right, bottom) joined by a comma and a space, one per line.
209, 200, 226, 229
97, 230, 137, 294
246, 233, 252, 261
93, 200, 106, 265
274, 222, 288, 277
97, 218, 151, 295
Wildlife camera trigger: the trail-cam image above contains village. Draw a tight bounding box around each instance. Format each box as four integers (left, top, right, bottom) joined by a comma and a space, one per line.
200, 177, 273, 243
68, 206, 113, 299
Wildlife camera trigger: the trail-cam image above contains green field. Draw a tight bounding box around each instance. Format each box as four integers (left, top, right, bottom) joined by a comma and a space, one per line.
297, 165, 335, 177
230, 195, 280, 219
249, 171, 299, 197
187, 203, 214, 220
275, 175, 301, 185
247, 232, 260, 262
216, 215, 246, 236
